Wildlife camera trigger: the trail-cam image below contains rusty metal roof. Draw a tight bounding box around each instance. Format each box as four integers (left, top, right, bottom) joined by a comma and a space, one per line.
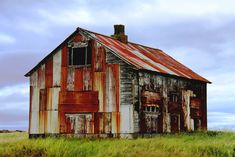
81, 28, 210, 83
25, 27, 210, 83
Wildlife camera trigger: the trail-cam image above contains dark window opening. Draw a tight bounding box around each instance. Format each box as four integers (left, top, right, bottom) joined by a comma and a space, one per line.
68, 41, 92, 66
144, 106, 159, 113
169, 93, 178, 103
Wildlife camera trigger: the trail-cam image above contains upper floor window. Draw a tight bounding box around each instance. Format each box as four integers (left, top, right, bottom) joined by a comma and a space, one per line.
169, 92, 179, 103
68, 41, 91, 66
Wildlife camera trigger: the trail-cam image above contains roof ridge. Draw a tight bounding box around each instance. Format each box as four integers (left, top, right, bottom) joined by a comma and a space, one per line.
78, 27, 164, 52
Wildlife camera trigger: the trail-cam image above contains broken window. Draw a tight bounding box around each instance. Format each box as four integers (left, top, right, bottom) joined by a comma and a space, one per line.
144, 106, 159, 113
68, 41, 91, 66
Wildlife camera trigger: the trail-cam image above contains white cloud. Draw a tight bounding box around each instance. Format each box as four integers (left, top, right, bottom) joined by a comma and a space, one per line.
0, 33, 15, 44
0, 83, 28, 97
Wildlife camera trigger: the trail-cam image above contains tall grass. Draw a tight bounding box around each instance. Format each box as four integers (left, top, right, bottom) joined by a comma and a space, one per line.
0, 131, 235, 157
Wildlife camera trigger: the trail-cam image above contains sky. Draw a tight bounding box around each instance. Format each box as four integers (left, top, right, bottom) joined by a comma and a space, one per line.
0, 0, 235, 131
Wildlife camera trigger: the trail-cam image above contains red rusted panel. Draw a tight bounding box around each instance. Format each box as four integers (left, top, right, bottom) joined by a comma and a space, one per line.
95, 45, 105, 72
114, 65, 120, 132
170, 115, 180, 133
59, 111, 67, 133
141, 91, 161, 104
39, 89, 47, 111
93, 72, 105, 111
92, 41, 106, 111
64, 113, 94, 134
60, 104, 98, 112
116, 112, 120, 133
59, 91, 99, 105
74, 68, 83, 91
113, 64, 120, 112
37, 66, 42, 88
191, 98, 200, 109
83, 67, 92, 91
61, 67, 67, 92
61, 46, 68, 67
94, 112, 112, 134
45, 58, 53, 88
73, 33, 83, 42
94, 113, 100, 134
105, 64, 120, 112
168, 102, 180, 113
105, 64, 120, 132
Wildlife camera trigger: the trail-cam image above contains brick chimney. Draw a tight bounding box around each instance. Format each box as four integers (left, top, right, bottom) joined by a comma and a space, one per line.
111, 24, 128, 43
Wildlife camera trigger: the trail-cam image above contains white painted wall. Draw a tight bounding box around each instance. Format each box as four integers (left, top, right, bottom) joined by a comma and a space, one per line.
53, 50, 62, 87
120, 105, 133, 133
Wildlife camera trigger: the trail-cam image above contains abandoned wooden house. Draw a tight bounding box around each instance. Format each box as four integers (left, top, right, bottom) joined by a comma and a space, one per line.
25, 25, 210, 138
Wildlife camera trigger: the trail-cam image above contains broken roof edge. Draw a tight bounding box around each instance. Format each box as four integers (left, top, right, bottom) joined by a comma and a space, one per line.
24, 26, 211, 84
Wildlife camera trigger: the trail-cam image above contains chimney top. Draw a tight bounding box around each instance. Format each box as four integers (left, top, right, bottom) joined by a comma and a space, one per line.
114, 25, 125, 35
111, 24, 128, 43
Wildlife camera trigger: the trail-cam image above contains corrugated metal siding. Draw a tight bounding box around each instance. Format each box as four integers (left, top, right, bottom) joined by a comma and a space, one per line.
53, 50, 61, 87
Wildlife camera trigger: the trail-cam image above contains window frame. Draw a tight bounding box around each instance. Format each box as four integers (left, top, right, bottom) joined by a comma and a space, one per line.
68, 41, 91, 67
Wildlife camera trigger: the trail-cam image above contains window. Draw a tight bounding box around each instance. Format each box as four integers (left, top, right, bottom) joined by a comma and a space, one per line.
144, 106, 159, 113
68, 41, 91, 66
169, 93, 179, 103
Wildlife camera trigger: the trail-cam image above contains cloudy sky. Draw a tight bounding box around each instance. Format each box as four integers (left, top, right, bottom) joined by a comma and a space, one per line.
0, 0, 235, 131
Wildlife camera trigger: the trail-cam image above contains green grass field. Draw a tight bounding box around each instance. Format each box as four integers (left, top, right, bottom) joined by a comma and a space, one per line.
0, 131, 235, 157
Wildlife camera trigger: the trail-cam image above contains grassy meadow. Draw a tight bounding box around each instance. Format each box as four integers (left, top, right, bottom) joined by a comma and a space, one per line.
0, 131, 235, 157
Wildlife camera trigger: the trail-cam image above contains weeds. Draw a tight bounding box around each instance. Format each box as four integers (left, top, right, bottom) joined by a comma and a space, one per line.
0, 131, 234, 157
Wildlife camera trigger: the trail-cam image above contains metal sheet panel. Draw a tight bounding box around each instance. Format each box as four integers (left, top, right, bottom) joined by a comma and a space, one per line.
61, 46, 68, 67
31, 87, 40, 111
38, 64, 45, 89
94, 43, 105, 72
112, 112, 120, 133
30, 71, 38, 87
61, 67, 67, 91
39, 111, 45, 134
53, 50, 62, 87
106, 65, 118, 112
120, 105, 133, 133
45, 111, 59, 133
65, 113, 93, 134
83, 68, 92, 91
74, 68, 84, 91
45, 57, 53, 88
52, 87, 60, 111
67, 67, 74, 91
30, 111, 39, 134
59, 91, 99, 112
93, 72, 105, 112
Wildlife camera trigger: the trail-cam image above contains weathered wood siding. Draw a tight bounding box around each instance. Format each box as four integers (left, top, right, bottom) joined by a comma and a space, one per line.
138, 71, 207, 133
